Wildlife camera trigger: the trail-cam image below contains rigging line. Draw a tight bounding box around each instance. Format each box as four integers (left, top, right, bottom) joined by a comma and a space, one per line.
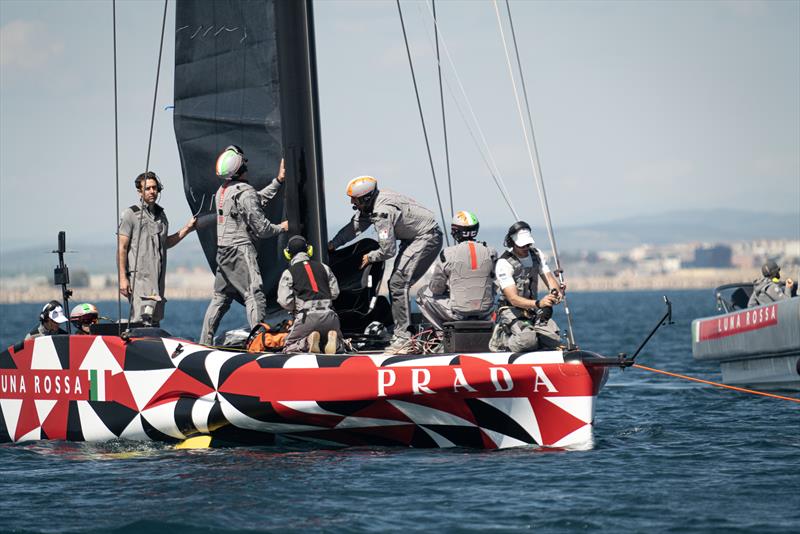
493, 0, 576, 350
633, 364, 800, 404
492, 1, 555, 260
127, 0, 169, 328
396, 0, 450, 246
419, 1, 519, 220
432, 0, 453, 219
113, 0, 121, 335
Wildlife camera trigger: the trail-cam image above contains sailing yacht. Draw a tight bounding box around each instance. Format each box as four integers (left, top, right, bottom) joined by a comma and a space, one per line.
0, 0, 633, 450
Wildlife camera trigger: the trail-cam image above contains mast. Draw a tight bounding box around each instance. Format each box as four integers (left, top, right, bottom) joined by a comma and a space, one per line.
274, 0, 327, 261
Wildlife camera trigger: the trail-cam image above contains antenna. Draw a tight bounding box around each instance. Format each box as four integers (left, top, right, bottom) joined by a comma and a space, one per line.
52, 231, 73, 335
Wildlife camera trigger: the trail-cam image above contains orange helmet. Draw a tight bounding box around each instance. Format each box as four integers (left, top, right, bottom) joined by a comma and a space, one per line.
346, 176, 379, 212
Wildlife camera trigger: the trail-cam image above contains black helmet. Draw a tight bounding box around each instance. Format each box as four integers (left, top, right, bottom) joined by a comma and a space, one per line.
761, 260, 780, 279
284, 235, 313, 260
450, 211, 480, 243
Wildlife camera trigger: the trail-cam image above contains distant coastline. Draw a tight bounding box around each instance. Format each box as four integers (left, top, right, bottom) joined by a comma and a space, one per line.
0, 267, 758, 304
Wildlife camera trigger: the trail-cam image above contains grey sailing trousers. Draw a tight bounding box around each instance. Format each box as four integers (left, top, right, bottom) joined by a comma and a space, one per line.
283, 308, 343, 353
200, 244, 266, 345
489, 307, 561, 352
388, 230, 443, 338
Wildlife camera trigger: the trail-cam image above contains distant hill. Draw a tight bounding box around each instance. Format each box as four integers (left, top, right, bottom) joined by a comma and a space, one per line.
1, 209, 797, 277
468, 209, 798, 253
0, 238, 208, 278
554, 209, 799, 252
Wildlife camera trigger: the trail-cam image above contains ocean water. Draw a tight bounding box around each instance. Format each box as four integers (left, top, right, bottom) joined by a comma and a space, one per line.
0, 291, 798, 533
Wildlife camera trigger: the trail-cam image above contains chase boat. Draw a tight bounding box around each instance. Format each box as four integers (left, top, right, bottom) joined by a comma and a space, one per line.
692, 283, 800, 389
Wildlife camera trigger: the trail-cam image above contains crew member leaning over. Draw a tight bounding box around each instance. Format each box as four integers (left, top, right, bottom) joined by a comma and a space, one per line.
328, 176, 443, 354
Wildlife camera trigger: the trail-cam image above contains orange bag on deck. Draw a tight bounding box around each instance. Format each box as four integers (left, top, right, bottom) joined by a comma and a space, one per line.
246, 320, 292, 353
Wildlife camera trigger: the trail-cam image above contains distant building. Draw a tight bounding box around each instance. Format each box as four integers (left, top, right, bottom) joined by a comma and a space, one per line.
683, 245, 733, 268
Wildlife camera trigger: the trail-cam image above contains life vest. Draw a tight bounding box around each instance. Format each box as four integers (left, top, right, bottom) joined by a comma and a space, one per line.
215, 180, 252, 246
498, 248, 542, 306
246, 320, 292, 352
446, 241, 496, 315
289, 260, 333, 302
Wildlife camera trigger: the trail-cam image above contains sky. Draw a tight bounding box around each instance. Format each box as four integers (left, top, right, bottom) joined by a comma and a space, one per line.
1, 0, 798, 261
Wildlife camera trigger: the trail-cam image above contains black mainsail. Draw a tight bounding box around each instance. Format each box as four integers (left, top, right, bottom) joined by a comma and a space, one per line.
173, 0, 325, 311
174, 0, 387, 330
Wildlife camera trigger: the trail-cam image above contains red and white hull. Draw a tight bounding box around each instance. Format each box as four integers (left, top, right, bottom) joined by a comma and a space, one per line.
1, 335, 610, 449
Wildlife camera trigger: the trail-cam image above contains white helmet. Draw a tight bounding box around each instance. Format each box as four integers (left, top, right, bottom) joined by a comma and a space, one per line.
215, 145, 248, 180
346, 176, 379, 212
70, 303, 99, 325
346, 176, 378, 198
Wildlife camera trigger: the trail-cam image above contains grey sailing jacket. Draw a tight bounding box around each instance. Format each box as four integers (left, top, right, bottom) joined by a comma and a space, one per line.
748, 276, 791, 307
216, 178, 284, 247
429, 241, 497, 315
330, 189, 440, 263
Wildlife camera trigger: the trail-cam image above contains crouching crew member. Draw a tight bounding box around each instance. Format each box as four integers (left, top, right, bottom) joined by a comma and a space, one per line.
200, 147, 289, 345
70, 303, 100, 334
278, 235, 344, 354
417, 211, 497, 330
26, 301, 69, 340
489, 221, 564, 352
329, 176, 443, 353
748, 260, 796, 307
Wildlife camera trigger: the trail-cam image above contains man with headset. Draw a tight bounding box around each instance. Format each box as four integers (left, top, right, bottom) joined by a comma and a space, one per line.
199, 147, 289, 345
26, 301, 69, 340
277, 235, 343, 354
489, 221, 564, 352
118, 171, 196, 325
748, 260, 796, 307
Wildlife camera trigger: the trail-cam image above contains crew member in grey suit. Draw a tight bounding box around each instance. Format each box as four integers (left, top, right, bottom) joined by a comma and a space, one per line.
748, 260, 796, 307
199, 146, 288, 345
329, 176, 443, 353
278, 235, 344, 354
417, 210, 497, 330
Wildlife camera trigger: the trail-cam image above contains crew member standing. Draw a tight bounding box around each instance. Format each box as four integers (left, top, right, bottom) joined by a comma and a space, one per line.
200, 146, 289, 345
748, 260, 796, 307
26, 301, 69, 340
328, 176, 443, 353
417, 211, 497, 330
489, 221, 564, 352
118, 171, 196, 324
277, 235, 344, 354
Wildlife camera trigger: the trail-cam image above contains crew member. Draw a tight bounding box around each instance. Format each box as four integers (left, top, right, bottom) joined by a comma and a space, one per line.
70, 303, 100, 334
200, 146, 289, 345
277, 235, 343, 354
489, 221, 564, 352
748, 260, 796, 307
417, 211, 497, 330
26, 301, 69, 340
118, 171, 196, 324
328, 176, 443, 353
